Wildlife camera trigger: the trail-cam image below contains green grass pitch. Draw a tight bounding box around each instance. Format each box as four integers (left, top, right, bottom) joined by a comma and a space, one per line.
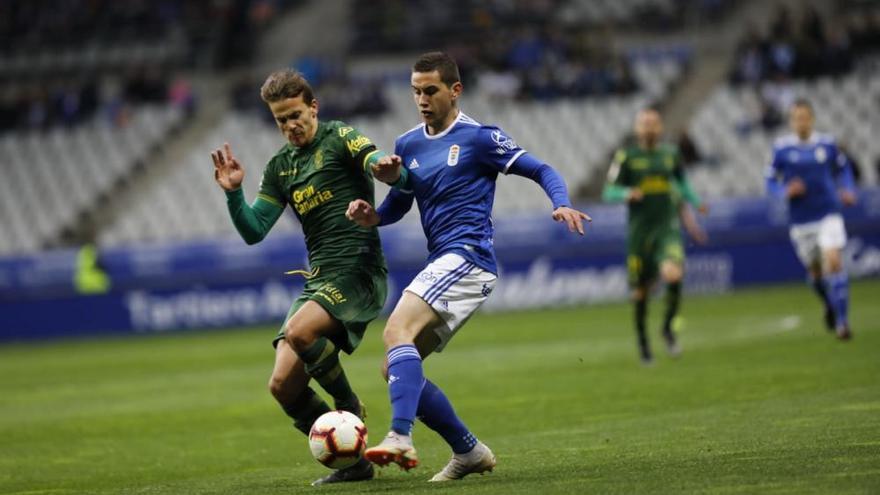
1, 280, 879, 494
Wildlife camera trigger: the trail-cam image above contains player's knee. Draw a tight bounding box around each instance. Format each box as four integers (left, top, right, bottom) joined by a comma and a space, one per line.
267, 372, 287, 400
380, 359, 389, 382
631, 288, 646, 302
382, 318, 413, 347
661, 263, 683, 283
283, 321, 314, 354
824, 251, 843, 273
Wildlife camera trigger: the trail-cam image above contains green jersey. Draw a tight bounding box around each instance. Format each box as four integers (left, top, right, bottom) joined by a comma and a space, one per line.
257, 120, 386, 272
607, 143, 686, 235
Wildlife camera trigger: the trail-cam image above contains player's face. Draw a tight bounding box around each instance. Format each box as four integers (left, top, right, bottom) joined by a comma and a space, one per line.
268, 95, 319, 147
635, 110, 663, 147
790, 106, 814, 139
411, 71, 462, 134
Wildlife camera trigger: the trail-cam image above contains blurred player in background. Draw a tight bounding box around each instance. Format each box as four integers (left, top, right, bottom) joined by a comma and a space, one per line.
346, 51, 590, 481
765, 99, 857, 340
603, 108, 707, 365
212, 69, 391, 485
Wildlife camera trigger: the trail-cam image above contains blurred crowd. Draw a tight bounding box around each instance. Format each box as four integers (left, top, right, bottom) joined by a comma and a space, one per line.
731, 5, 880, 84
0, 69, 195, 134
231, 58, 390, 122
731, 4, 880, 135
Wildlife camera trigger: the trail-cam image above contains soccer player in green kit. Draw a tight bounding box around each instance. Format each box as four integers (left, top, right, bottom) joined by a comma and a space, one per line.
211, 69, 391, 485
603, 107, 707, 365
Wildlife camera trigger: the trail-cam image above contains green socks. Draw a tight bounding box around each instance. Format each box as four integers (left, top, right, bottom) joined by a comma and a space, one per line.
298, 338, 359, 413
283, 387, 331, 435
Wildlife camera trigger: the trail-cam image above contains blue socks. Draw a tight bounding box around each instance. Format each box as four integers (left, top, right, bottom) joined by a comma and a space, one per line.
387, 344, 424, 435
417, 379, 477, 454
827, 271, 849, 327
811, 277, 833, 311
386, 344, 478, 454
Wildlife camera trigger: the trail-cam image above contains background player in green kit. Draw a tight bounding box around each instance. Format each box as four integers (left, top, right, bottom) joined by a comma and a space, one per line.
603, 107, 707, 365
211, 69, 389, 485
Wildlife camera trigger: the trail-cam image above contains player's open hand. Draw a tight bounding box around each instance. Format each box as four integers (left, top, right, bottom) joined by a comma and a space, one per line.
212, 142, 244, 192
371, 155, 403, 184
552, 206, 591, 236
785, 177, 806, 199
346, 199, 380, 227
839, 189, 857, 207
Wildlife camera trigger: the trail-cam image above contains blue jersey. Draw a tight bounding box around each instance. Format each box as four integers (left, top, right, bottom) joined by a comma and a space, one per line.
766, 132, 852, 225
380, 111, 567, 275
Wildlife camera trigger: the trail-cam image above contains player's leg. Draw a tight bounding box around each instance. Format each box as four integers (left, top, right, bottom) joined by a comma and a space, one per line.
819, 214, 850, 339
629, 254, 653, 364
268, 339, 331, 436
791, 221, 835, 331
659, 236, 685, 357
284, 301, 363, 416
659, 260, 683, 357
364, 292, 438, 470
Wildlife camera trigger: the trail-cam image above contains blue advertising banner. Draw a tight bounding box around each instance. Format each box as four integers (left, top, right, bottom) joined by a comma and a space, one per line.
2, 189, 879, 341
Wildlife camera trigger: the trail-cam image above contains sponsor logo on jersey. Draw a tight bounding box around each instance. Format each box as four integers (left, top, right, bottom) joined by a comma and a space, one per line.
631, 158, 649, 170
491, 130, 518, 155
409, 158, 420, 169
447, 144, 460, 166
279, 167, 297, 177
316, 283, 347, 305
639, 175, 671, 194
346, 135, 372, 155
292, 184, 334, 215
338, 126, 354, 137
815, 146, 827, 163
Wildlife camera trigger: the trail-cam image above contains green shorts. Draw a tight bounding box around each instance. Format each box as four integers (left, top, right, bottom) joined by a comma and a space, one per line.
627, 227, 684, 287
272, 265, 387, 354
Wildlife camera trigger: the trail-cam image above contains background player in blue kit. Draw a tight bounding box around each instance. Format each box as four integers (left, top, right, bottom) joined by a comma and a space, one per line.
346, 51, 591, 481
766, 99, 857, 340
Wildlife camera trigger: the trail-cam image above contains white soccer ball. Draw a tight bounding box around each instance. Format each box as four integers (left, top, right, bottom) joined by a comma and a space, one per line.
308, 410, 368, 469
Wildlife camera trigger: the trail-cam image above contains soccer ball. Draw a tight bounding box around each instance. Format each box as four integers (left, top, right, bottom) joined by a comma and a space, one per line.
308, 410, 368, 469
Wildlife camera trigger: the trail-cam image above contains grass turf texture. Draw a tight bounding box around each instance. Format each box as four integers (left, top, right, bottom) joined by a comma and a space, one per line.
1, 281, 879, 495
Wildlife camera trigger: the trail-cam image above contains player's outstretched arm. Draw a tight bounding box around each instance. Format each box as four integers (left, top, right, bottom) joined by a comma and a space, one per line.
679, 203, 708, 245
211, 142, 283, 244
506, 155, 591, 235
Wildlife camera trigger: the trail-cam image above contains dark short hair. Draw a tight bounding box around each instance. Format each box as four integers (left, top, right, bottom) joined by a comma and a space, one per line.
413, 51, 461, 87
792, 98, 814, 114
260, 69, 315, 104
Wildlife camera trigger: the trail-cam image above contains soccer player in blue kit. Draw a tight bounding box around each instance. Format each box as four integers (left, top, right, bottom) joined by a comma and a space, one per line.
346, 52, 591, 481
766, 99, 857, 340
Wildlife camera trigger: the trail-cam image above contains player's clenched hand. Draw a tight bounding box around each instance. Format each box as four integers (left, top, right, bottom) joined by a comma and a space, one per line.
212, 142, 244, 192
346, 199, 380, 227
552, 206, 591, 236
627, 188, 644, 203
839, 189, 857, 206
785, 177, 806, 199
371, 155, 403, 184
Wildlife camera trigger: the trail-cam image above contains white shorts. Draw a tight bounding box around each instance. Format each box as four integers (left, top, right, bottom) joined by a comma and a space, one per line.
789, 213, 847, 267
404, 252, 497, 352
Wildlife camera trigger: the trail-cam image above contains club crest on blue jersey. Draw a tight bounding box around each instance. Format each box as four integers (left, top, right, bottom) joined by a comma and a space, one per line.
447, 145, 460, 166
815, 147, 827, 163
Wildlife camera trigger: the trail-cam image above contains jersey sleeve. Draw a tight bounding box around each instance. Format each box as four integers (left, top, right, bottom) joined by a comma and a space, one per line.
765, 146, 786, 197
671, 148, 701, 207
257, 159, 287, 208
334, 123, 379, 176
476, 125, 527, 174
601, 149, 631, 202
